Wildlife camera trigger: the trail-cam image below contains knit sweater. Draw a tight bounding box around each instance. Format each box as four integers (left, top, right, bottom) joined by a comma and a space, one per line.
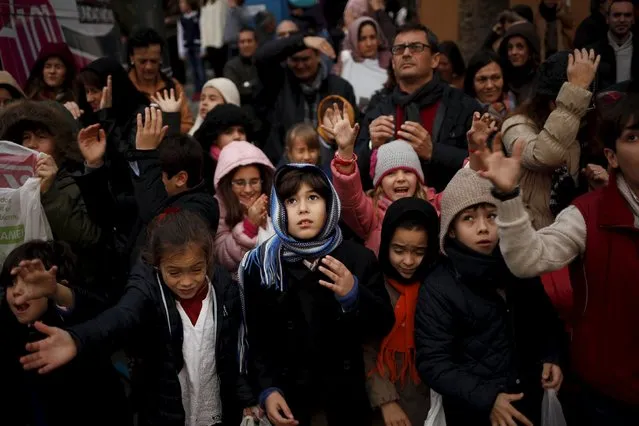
608, 32, 633, 83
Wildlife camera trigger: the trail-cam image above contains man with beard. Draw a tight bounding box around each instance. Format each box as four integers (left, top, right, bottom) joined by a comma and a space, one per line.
588, 0, 638, 90
355, 23, 481, 192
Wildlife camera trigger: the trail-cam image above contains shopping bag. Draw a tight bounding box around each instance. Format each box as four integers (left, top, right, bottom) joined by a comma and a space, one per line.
541, 389, 567, 426
424, 389, 446, 426
0, 141, 52, 264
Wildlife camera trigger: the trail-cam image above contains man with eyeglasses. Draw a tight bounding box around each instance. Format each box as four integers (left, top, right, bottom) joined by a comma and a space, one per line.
254, 28, 357, 164
586, 0, 638, 91
355, 23, 481, 192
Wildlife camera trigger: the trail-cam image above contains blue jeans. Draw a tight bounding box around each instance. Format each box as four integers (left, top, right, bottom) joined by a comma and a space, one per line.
186, 46, 205, 92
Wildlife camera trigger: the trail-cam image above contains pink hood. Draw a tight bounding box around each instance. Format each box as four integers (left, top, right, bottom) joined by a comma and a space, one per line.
213, 141, 274, 189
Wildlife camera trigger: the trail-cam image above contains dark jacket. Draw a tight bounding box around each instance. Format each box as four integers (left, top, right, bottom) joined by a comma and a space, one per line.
126, 148, 219, 262
355, 84, 480, 192
224, 55, 259, 104
254, 33, 357, 163
574, 10, 608, 49
1, 290, 131, 426
415, 241, 565, 426
67, 262, 254, 426
244, 240, 395, 425
586, 36, 639, 92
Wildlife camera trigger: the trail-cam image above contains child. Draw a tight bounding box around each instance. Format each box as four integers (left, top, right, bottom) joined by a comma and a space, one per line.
414, 167, 565, 426
19, 210, 258, 426
240, 163, 395, 425
213, 141, 275, 279
189, 78, 241, 135
316, 95, 356, 174
284, 122, 321, 166
365, 197, 439, 426
178, 0, 206, 99
127, 107, 220, 261
1, 240, 131, 426
326, 105, 440, 256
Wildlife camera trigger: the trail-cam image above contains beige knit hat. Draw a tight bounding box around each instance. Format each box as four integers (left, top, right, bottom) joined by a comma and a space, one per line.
439, 168, 500, 254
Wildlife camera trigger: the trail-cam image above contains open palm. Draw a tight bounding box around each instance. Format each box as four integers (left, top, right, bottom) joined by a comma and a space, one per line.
20, 322, 77, 374
321, 103, 359, 153
11, 259, 58, 305
78, 124, 106, 167
473, 132, 524, 193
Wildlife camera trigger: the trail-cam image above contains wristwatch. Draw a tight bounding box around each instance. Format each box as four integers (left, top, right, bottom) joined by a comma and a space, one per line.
491, 185, 520, 201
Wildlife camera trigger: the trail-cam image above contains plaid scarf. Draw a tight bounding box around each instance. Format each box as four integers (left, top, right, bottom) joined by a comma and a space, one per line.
237, 163, 343, 371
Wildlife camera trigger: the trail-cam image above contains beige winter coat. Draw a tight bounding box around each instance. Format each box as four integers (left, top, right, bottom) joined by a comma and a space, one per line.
501, 82, 591, 229
365, 283, 430, 426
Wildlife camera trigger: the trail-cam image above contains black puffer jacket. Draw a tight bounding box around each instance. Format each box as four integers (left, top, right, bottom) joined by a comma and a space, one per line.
68, 262, 254, 426
415, 240, 565, 426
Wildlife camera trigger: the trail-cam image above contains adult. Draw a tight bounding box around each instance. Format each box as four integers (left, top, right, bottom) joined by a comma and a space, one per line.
482, 10, 528, 53
276, 19, 300, 39
24, 42, 76, 103
343, 0, 396, 43
200, 0, 229, 79
253, 31, 356, 163
575, 0, 612, 49
224, 27, 260, 106
464, 50, 516, 120
337, 16, 391, 111
534, 0, 574, 60
587, 0, 637, 91
499, 49, 599, 230
356, 23, 480, 192
127, 27, 194, 133
498, 22, 541, 104
437, 41, 465, 89
223, 0, 254, 58
0, 71, 25, 109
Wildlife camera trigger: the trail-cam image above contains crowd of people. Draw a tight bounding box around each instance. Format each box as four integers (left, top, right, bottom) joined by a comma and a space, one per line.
1, 0, 638, 425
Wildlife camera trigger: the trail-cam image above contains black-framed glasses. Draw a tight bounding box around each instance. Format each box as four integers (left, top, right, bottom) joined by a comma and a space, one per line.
391, 42, 431, 56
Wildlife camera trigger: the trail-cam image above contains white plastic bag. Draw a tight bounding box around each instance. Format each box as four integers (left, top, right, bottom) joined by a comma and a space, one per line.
541, 389, 567, 426
240, 415, 271, 426
424, 389, 447, 426
0, 141, 52, 264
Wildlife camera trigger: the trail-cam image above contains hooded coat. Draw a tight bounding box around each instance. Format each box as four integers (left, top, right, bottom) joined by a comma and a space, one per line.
0, 71, 26, 101
24, 42, 77, 103
365, 198, 439, 426
498, 22, 541, 104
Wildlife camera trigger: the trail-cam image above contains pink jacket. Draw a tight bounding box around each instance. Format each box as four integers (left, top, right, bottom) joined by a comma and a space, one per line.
331, 161, 441, 257
213, 141, 275, 275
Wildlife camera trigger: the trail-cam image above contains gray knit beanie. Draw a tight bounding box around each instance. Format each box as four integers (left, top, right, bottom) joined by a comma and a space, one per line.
439, 168, 500, 254
373, 140, 424, 187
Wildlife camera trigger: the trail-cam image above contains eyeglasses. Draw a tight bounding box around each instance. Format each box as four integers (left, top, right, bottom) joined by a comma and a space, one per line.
231, 178, 263, 188
391, 42, 431, 56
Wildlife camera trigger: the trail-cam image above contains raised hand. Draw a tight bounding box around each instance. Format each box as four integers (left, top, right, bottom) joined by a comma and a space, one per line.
321, 103, 360, 156
318, 256, 355, 298
247, 194, 268, 227
490, 393, 533, 426
63, 101, 84, 119
150, 88, 184, 113
20, 321, 77, 374
10, 259, 58, 305
36, 155, 58, 194
265, 391, 299, 426
467, 112, 498, 171
567, 48, 601, 90
136, 107, 169, 151
98, 75, 113, 110
582, 163, 609, 190
472, 132, 524, 193
370, 115, 395, 149
78, 123, 107, 168
303, 36, 336, 59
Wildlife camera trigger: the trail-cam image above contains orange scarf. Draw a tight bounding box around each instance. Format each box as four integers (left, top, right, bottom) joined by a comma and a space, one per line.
372, 278, 421, 386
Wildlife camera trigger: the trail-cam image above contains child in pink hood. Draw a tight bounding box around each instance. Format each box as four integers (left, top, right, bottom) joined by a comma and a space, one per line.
327, 107, 441, 256
213, 141, 275, 278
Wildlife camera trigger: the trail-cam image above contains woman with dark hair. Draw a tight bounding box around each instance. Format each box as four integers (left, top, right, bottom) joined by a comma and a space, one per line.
437, 41, 465, 89
24, 42, 76, 103
498, 22, 542, 104
464, 50, 516, 119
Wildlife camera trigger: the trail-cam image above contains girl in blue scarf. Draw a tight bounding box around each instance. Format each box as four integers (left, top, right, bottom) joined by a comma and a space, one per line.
240, 163, 394, 426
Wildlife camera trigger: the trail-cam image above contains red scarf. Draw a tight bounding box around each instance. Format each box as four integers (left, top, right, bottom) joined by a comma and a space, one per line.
372, 278, 421, 386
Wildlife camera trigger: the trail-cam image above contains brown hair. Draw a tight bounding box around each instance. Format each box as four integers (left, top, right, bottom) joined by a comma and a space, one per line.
286, 123, 320, 160
275, 167, 331, 202
510, 93, 555, 130
143, 209, 214, 267
217, 164, 274, 228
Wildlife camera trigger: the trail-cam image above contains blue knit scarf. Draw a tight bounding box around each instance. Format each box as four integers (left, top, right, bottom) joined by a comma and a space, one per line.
237, 163, 343, 371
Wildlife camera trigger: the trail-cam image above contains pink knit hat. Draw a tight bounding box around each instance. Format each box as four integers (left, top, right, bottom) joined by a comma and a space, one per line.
213, 141, 274, 189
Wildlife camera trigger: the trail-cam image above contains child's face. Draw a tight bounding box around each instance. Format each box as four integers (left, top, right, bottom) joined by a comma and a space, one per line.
231, 165, 263, 207
217, 125, 246, 149
449, 204, 498, 255
284, 182, 327, 240
159, 243, 208, 300
199, 87, 225, 119
288, 137, 320, 165
380, 169, 418, 201
6, 277, 48, 324
389, 227, 428, 279
22, 130, 55, 156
